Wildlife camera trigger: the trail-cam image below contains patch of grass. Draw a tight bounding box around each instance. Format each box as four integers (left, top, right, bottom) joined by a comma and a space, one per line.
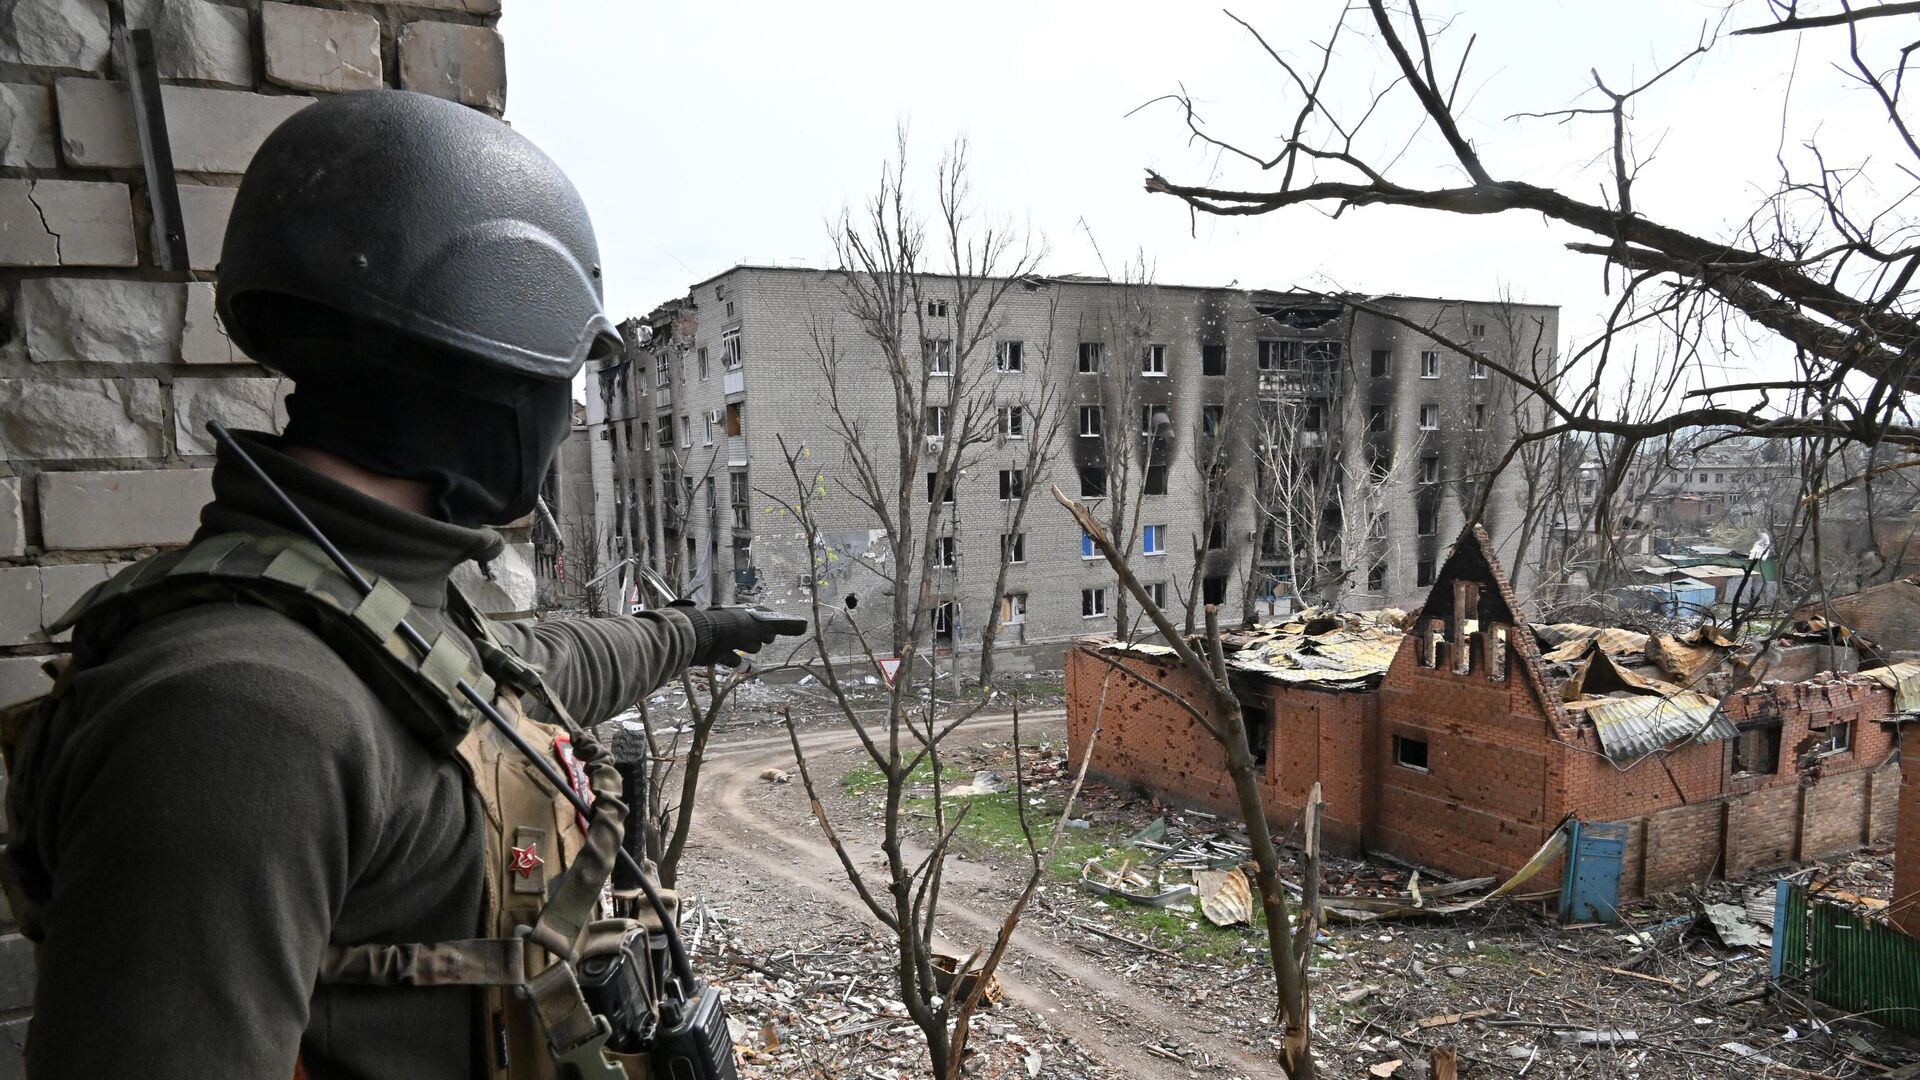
1475, 943, 1519, 966
840, 757, 972, 797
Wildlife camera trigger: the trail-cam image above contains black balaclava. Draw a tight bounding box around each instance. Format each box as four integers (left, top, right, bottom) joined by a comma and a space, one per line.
264, 299, 575, 528
283, 371, 571, 527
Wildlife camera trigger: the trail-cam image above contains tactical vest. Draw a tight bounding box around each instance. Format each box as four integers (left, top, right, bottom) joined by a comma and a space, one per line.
0, 533, 667, 1079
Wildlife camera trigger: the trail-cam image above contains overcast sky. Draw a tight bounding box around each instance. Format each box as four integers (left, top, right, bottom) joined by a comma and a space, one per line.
502, 1, 1886, 397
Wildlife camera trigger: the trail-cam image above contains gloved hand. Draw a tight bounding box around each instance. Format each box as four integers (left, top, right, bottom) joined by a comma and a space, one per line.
675, 603, 809, 667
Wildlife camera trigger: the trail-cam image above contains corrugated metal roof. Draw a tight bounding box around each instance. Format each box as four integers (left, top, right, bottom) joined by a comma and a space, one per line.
1861, 661, 1920, 712
1569, 691, 1734, 761
1226, 627, 1399, 687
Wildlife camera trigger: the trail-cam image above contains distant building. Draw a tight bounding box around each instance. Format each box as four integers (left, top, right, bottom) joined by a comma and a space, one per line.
533, 402, 596, 610
583, 265, 1557, 666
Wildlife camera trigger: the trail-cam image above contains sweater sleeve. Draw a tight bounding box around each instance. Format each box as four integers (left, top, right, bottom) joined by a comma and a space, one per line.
488, 609, 697, 726
28, 616, 374, 1080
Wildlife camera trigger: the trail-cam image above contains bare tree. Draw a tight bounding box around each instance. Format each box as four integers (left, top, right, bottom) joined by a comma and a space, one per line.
1054, 485, 1320, 1077
1142, 1, 1920, 566
767, 434, 1092, 1080
809, 130, 1043, 663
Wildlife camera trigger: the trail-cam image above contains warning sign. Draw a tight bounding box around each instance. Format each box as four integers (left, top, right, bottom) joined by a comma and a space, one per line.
876, 657, 903, 686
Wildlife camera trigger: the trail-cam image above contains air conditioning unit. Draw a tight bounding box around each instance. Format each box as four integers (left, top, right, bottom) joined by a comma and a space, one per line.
925, 435, 946, 453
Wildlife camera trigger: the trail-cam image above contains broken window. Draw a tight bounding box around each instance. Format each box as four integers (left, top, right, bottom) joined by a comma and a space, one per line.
1079, 467, 1107, 498
1142, 404, 1172, 438
1487, 624, 1508, 682
1394, 735, 1430, 772
1472, 403, 1487, 430
1203, 344, 1226, 376
1144, 464, 1168, 495
1370, 453, 1392, 482
1420, 350, 1439, 378
1817, 721, 1854, 756
932, 601, 957, 640
1207, 522, 1225, 550
1417, 559, 1435, 587
1202, 404, 1224, 436
1001, 532, 1026, 563
1371, 349, 1390, 377
1418, 502, 1437, 536
1419, 404, 1439, 430
999, 469, 1024, 501
1001, 592, 1027, 625
927, 338, 953, 375
680, 416, 692, 448
1143, 524, 1167, 555
698, 347, 710, 379
1304, 404, 1324, 431
1368, 563, 1387, 591
1243, 704, 1273, 767
721, 328, 743, 370
925, 405, 948, 438
1256, 340, 1282, 370
1204, 575, 1228, 604
927, 472, 954, 504
1080, 531, 1098, 559
725, 402, 743, 437
1082, 587, 1107, 618
1078, 406, 1103, 438
926, 299, 948, 318
998, 340, 1024, 372
1367, 404, 1387, 433
653, 356, 671, 388
1078, 342, 1104, 373
931, 535, 956, 568
999, 405, 1025, 439
656, 414, 673, 448
1731, 723, 1781, 775
1142, 344, 1167, 376
1468, 357, 1488, 379
1420, 456, 1440, 484
704, 410, 718, 446
1147, 581, 1168, 607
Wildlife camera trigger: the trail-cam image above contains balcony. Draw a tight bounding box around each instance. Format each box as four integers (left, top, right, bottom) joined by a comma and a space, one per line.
724, 369, 746, 396
727, 435, 748, 467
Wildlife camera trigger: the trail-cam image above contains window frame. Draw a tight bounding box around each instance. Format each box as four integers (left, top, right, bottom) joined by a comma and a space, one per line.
1419, 350, 1440, 378
1077, 341, 1104, 374
1001, 531, 1026, 563
1468, 356, 1488, 379
931, 535, 957, 569
997, 340, 1025, 373
1081, 587, 1107, 618
1078, 405, 1103, 438
998, 468, 1025, 502
1081, 531, 1099, 560
721, 327, 743, 370
1419, 404, 1439, 430
1370, 349, 1390, 377
1393, 734, 1430, 773
927, 337, 953, 376
999, 405, 1026, 439
1002, 591, 1027, 625
1142, 524, 1167, 556
1141, 343, 1168, 377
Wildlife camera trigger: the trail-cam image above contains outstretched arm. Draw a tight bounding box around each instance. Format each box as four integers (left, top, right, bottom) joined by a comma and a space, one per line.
488, 608, 697, 726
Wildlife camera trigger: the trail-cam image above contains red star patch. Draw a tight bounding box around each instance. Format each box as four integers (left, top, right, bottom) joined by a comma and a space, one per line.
509, 844, 544, 878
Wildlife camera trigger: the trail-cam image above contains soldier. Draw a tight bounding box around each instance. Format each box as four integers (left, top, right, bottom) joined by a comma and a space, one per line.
3, 90, 802, 1079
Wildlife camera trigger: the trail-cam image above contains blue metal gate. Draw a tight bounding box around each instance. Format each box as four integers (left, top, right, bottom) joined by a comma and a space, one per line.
1558, 820, 1628, 923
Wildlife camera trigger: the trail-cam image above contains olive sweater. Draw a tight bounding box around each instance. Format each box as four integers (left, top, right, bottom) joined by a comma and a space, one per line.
24, 434, 695, 1080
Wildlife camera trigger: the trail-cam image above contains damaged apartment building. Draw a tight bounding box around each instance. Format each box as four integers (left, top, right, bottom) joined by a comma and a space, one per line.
1067, 525, 1909, 905
584, 264, 1557, 661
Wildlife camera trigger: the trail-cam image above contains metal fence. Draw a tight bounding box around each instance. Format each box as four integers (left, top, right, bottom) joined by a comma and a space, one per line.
1773, 881, 1920, 1034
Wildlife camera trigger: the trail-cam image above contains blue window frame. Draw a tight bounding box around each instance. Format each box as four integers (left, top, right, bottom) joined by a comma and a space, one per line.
1143, 524, 1165, 555
1081, 532, 1097, 559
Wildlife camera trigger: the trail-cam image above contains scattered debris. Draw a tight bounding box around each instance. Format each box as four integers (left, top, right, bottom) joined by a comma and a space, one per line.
1194, 867, 1253, 926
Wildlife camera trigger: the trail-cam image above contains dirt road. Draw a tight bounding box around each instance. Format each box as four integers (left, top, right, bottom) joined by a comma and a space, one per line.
683, 711, 1277, 1079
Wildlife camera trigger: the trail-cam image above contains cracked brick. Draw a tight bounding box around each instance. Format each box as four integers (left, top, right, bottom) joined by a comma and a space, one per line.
0, 177, 134, 267
263, 3, 382, 93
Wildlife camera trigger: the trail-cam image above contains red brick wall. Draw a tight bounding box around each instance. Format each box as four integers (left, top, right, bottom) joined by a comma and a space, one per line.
1812, 582, 1920, 654
1062, 645, 1376, 851
1376, 632, 1564, 880
1893, 733, 1919, 936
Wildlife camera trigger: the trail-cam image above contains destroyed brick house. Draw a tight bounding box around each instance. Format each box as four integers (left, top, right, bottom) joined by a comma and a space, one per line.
1066, 525, 1909, 902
